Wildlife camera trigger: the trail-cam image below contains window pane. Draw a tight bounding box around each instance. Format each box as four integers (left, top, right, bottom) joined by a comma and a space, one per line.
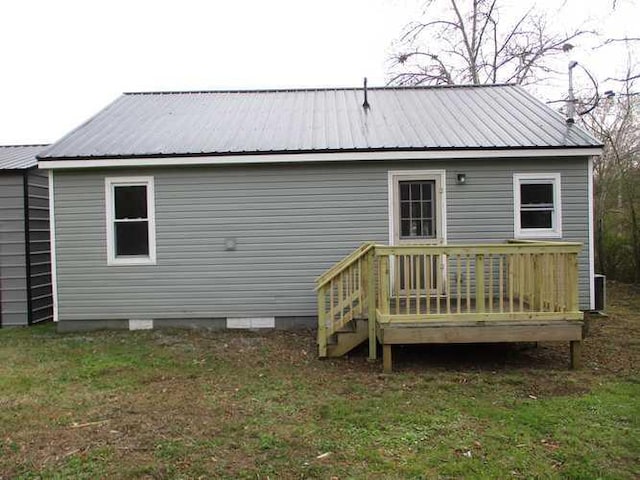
422, 201, 432, 219
401, 220, 411, 237
410, 183, 421, 200
411, 201, 421, 218
115, 221, 149, 256
411, 220, 422, 236
400, 201, 410, 218
114, 186, 147, 219
400, 183, 410, 202
521, 183, 553, 205
421, 182, 433, 201
521, 210, 552, 229
423, 220, 433, 237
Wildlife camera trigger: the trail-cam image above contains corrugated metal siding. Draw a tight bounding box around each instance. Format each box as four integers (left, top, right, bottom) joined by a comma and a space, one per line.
39, 86, 600, 160
26, 169, 53, 323
53, 157, 591, 322
0, 174, 28, 326
0, 145, 47, 170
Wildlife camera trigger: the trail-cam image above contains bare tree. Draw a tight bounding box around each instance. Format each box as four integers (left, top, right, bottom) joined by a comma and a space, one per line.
388, 0, 590, 86
601, 38, 640, 85
581, 69, 640, 282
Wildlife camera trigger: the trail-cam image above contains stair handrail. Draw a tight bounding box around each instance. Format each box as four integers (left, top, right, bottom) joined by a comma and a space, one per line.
315, 242, 375, 290
316, 242, 377, 357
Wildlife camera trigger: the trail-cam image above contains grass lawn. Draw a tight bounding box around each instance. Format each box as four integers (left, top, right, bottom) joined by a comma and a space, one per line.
1, 283, 639, 479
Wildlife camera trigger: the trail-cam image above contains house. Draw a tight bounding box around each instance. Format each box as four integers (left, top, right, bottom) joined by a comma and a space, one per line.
38, 85, 602, 369
0, 145, 53, 327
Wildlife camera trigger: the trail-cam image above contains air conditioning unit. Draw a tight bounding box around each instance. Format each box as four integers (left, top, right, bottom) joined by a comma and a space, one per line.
594, 274, 606, 312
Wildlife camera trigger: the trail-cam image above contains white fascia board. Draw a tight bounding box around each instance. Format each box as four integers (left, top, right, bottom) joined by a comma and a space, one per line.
588, 157, 595, 310
38, 147, 603, 169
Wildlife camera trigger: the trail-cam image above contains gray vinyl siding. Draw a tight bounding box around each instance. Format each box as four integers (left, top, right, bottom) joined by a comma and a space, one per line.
26, 169, 53, 323
53, 157, 592, 323
0, 173, 28, 326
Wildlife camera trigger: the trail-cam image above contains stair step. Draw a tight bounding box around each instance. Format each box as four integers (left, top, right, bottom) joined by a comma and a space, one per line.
326, 318, 369, 357
335, 321, 358, 334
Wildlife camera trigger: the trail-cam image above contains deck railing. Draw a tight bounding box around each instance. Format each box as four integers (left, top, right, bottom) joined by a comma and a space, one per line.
374, 242, 581, 323
316, 241, 582, 357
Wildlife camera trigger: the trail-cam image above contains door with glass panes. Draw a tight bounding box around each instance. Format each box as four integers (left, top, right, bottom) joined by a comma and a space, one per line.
390, 171, 445, 295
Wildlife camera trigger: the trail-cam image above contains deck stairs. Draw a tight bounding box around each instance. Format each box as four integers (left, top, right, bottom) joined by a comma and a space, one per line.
325, 318, 368, 357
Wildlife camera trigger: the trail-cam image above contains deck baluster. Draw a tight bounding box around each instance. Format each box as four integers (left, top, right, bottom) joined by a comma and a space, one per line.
489, 253, 493, 313
456, 254, 462, 314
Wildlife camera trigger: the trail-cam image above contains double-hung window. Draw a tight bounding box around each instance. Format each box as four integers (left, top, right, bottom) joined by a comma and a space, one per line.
105, 177, 156, 265
513, 173, 562, 238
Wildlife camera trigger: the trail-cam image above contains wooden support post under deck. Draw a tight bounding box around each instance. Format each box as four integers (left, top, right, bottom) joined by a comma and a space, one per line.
570, 340, 582, 369
383, 344, 393, 373
367, 252, 377, 360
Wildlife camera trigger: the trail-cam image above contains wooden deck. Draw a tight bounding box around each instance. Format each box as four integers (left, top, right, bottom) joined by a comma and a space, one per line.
316, 241, 584, 372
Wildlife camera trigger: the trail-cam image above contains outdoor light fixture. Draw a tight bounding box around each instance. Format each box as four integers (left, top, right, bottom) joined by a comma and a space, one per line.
456, 173, 467, 185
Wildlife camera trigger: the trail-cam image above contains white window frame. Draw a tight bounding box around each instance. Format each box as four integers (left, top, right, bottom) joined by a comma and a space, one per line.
105, 176, 156, 266
513, 173, 562, 239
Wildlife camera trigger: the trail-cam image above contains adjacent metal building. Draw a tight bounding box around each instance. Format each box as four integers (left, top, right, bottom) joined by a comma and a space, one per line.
0, 145, 53, 327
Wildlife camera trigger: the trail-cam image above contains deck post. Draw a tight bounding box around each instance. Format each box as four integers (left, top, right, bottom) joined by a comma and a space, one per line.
570, 340, 582, 369
570, 253, 579, 312
380, 255, 390, 316
367, 251, 377, 360
382, 344, 393, 373
317, 285, 327, 357
476, 254, 485, 312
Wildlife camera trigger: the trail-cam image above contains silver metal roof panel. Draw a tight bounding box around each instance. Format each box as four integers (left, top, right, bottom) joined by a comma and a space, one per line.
0, 145, 48, 170
39, 85, 601, 160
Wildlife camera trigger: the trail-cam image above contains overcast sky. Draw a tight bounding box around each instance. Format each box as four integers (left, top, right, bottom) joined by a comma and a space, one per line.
0, 0, 637, 145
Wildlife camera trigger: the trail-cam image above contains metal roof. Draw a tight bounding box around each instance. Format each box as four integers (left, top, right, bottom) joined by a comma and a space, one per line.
39, 85, 601, 160
0, 145, 48, 170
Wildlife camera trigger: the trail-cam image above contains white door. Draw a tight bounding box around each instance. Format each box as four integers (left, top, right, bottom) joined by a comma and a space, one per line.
388, 170, 447, 295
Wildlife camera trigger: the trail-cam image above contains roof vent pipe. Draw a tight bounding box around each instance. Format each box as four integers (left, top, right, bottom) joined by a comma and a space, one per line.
362, 77, 370, 110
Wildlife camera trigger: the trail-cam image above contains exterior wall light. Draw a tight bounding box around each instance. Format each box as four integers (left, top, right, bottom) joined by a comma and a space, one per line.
456, 173, 467, 185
